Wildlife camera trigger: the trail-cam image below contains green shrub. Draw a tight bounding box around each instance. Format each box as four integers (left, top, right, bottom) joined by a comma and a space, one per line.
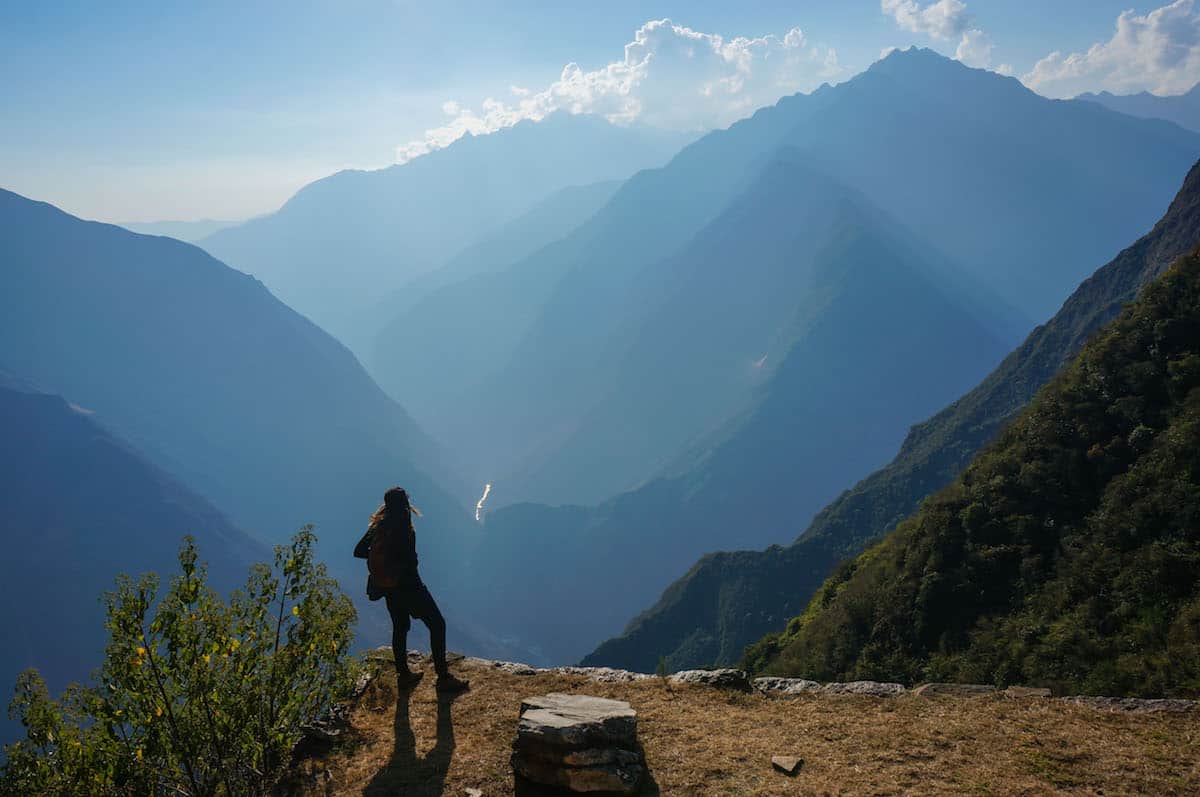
2, 526, 357, 796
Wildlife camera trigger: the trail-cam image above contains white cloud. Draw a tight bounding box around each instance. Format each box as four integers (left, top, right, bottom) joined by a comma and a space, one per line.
1023, 0, 1200, 98
881, 0, 993, 68
395, 19, 845, 163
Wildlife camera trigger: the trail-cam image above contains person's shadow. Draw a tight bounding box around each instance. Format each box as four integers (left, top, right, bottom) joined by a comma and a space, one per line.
364, 685, 457, 796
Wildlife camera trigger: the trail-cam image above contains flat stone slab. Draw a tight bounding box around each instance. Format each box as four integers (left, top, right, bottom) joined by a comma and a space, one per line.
913, 683, 997, 698
754, 677, 822, 695
668, 669, 751, 691
771, 755, 804, 776
821, 681, 907, 697
1004, 686, 1052, 699
516, 694, 638, 749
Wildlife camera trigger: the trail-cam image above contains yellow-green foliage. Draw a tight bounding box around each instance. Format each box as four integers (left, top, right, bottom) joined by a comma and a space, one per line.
1, 527, 357, 796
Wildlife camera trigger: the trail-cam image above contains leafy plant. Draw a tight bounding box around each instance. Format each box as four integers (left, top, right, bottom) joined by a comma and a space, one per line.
2, 526, 357, 796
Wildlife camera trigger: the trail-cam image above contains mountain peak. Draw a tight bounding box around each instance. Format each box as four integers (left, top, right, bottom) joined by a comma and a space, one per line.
868, 46, 963, 75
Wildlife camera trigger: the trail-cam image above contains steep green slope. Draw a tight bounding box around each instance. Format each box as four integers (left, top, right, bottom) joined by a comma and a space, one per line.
748, 250, 1200, 697
586, 159, 1200, 673
0, 373, 266, 742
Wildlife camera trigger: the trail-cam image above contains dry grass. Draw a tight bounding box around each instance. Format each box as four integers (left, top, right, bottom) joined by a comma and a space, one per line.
291, 660, 1200, 796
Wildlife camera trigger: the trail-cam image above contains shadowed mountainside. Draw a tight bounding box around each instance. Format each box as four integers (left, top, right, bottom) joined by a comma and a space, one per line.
459, 166, 1008, 665
0, 372, 266, 743
0, 189, 492, 661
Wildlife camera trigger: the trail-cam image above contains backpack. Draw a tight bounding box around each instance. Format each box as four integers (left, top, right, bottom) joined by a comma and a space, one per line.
367, 529, 399, 591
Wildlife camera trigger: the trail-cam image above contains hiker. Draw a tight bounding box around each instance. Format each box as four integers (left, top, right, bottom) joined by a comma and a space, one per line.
354, 487, 469, 693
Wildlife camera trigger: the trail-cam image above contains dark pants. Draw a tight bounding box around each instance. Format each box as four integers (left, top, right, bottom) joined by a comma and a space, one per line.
384, 580, 448, 676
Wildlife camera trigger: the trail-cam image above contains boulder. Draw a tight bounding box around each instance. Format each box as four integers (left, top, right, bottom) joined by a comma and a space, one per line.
1065, 696, 1197, 713
462, 657, 540, 676
913, 683, 997, 698
512, 693, 646, 794
754, 677, 822, 695
668, 669, 751, 691
821, 681, 907, 697
553, 666, 655, 684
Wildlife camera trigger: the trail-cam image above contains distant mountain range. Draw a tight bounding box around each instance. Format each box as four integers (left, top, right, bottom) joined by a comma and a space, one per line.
587, 158, 1200, 674
201, 114, 690, 354
455, 160, 1011, 664
383, 48, 1200, 515
119, 218, 241, 242
0, 372, 265, 743
1078, 84, 1200, 133
747, 242, 1200, 698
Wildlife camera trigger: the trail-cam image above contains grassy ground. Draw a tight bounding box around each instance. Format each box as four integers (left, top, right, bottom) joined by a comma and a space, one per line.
290, 659, 1200, 796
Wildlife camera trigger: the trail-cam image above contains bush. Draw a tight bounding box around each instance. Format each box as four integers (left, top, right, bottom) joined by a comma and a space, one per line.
2, 526, 357, 796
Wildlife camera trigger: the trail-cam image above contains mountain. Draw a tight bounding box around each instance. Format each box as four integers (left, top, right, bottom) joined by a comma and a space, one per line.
456, 167, 1009, 665
745, 247, 1200, 698
586, 159, 1200, 674
119, 218, 241, 242
1078, 84, 1200, 133
0, 189, 476, 595
370, 179, 622, 431
393, 47, 1200, 510
201, 114, 689, 353
0, 372, 266, 742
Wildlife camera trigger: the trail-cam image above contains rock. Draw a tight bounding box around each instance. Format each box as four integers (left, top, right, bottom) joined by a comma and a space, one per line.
511, 693, 646, 795
512, 755, 645, 793
461, 657, 539, 676
754, 677, 822, 695
1004, 686, 1052, 699
771, 755, 804, 776
821, 681, 907, 697
553, 666, 655, 683
364, 646, 425, 668
913, 683, 997, 698
465, 790, 483, 797
668, 669, 751, 691
517, 694, 638, 748
1065, 696, 1197, 713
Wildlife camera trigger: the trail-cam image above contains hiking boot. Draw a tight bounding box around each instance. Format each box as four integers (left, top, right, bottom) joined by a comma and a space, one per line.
396, 670, 424, 689
435, 674, 470, 693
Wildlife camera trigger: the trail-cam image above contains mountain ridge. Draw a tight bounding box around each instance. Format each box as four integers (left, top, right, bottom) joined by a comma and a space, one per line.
584, 158, 1200, 674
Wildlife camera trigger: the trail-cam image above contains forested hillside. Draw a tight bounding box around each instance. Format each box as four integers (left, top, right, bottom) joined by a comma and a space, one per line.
746, 249, 1200, 697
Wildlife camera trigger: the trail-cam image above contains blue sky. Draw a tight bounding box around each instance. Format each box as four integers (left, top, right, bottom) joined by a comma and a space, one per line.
2, 1, 1196, 222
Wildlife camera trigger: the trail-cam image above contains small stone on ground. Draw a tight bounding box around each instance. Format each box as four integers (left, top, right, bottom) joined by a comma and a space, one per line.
771, 755, 803, 776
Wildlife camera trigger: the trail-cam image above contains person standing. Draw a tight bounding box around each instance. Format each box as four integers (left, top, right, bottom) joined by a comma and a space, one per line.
354, 487, 469, 692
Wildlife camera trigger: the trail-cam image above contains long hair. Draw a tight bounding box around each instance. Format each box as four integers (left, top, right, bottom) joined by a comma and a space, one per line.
368, 487, 420, 541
